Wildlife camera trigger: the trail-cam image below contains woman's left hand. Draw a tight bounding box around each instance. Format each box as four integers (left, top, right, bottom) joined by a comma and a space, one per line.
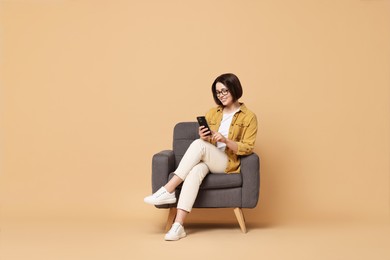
211, 132, 227, 143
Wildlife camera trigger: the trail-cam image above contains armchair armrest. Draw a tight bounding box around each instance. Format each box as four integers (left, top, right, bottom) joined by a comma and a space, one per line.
240, 153, 260, 208
152, 150, 175, 193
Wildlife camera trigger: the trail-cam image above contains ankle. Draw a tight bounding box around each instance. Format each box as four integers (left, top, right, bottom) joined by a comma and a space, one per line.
163, 186, 175, 194
174, 221, 183, 226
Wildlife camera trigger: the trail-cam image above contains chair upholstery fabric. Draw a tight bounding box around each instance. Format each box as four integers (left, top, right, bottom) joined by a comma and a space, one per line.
151, 122, 260, 209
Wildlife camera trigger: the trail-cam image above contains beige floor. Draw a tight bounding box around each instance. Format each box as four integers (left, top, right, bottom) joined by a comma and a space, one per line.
1, 212, 390, 260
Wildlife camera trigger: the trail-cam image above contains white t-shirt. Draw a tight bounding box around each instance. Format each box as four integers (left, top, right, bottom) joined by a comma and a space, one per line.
217, 108, 241, 151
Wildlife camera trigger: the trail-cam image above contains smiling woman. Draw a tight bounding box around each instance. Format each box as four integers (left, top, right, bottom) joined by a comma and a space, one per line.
144, 73, 258, 241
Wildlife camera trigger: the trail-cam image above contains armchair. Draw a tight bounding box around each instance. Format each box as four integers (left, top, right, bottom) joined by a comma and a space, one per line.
151, 122, 260, 233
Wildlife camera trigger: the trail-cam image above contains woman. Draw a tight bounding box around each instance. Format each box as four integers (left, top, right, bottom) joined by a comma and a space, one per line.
144, 73, 258, 241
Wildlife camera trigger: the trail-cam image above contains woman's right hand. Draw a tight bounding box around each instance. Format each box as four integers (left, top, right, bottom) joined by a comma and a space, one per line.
199, 126, 211, 141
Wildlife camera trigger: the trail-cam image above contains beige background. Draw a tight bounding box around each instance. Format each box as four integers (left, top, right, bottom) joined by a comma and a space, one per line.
1, 0, 389, 228
1, 1, 390, 259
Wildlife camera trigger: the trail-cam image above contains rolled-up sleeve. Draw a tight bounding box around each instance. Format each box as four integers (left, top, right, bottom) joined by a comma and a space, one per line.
236, 115, 258, 156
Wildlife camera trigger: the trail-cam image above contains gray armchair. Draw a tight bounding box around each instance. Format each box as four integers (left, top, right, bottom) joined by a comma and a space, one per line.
151, 122, 260, 233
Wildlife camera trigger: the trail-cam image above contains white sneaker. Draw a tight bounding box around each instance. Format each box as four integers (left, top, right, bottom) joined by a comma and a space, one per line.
164, 222, 186, 241
144, 187, 176, 205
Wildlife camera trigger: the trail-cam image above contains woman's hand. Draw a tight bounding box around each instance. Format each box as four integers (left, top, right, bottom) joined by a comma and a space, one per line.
199, 126, 211, 141
212, 132, 239, 153
211, 131, 227, 143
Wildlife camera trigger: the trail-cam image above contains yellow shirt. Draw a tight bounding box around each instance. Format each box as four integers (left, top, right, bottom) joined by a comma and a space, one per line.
205, 103, 258, 174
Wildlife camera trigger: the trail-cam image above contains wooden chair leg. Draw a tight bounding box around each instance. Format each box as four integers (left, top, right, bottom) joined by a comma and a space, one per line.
234, 208, 247, 233
165, 207, 177, 232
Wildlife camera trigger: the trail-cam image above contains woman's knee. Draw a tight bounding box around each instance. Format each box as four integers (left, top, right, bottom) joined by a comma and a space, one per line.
190, 138, 206, 147
190, 138, 210, 151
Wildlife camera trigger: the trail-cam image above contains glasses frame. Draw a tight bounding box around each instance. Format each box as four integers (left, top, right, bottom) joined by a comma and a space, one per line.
216, 88, 229, 97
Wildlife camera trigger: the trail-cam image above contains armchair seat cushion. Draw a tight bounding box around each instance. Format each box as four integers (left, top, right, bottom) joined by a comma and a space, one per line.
169, 172, 242, 190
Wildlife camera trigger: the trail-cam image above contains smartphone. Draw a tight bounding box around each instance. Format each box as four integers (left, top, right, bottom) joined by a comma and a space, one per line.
196, 116, 212, 136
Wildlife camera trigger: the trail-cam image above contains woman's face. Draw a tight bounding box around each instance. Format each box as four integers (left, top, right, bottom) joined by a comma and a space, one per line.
216, 82, 233, 107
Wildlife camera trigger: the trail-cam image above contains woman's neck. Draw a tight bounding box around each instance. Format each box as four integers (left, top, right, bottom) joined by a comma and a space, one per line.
223, 101, 241, 114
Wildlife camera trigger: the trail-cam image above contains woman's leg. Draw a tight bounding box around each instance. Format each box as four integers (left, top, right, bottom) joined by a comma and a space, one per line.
174, 139, 227, 180
164, 141, 228, 241
174, 209, 188, 225
164, 175, 183, 193
166, 139, 228, 209
165, 156, 226, 241
163, 139, 227, 193
164, 163, 209, 241
176, 162, 209, 213
145, 139, 227, 207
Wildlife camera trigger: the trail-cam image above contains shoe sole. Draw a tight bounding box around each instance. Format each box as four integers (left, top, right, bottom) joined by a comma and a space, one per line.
144, 198, 177, 205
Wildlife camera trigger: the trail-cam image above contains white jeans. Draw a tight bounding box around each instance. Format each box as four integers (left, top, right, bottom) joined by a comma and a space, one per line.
174, 139, 228, 212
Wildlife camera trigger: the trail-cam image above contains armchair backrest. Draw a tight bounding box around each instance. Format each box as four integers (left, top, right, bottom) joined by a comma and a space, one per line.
173, 122, 199, 168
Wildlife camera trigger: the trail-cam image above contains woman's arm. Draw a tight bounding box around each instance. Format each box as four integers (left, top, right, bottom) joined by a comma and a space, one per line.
235, 115, 258, 155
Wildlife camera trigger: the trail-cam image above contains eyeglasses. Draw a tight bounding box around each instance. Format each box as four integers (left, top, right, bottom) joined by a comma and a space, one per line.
216, 89, 229, 97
